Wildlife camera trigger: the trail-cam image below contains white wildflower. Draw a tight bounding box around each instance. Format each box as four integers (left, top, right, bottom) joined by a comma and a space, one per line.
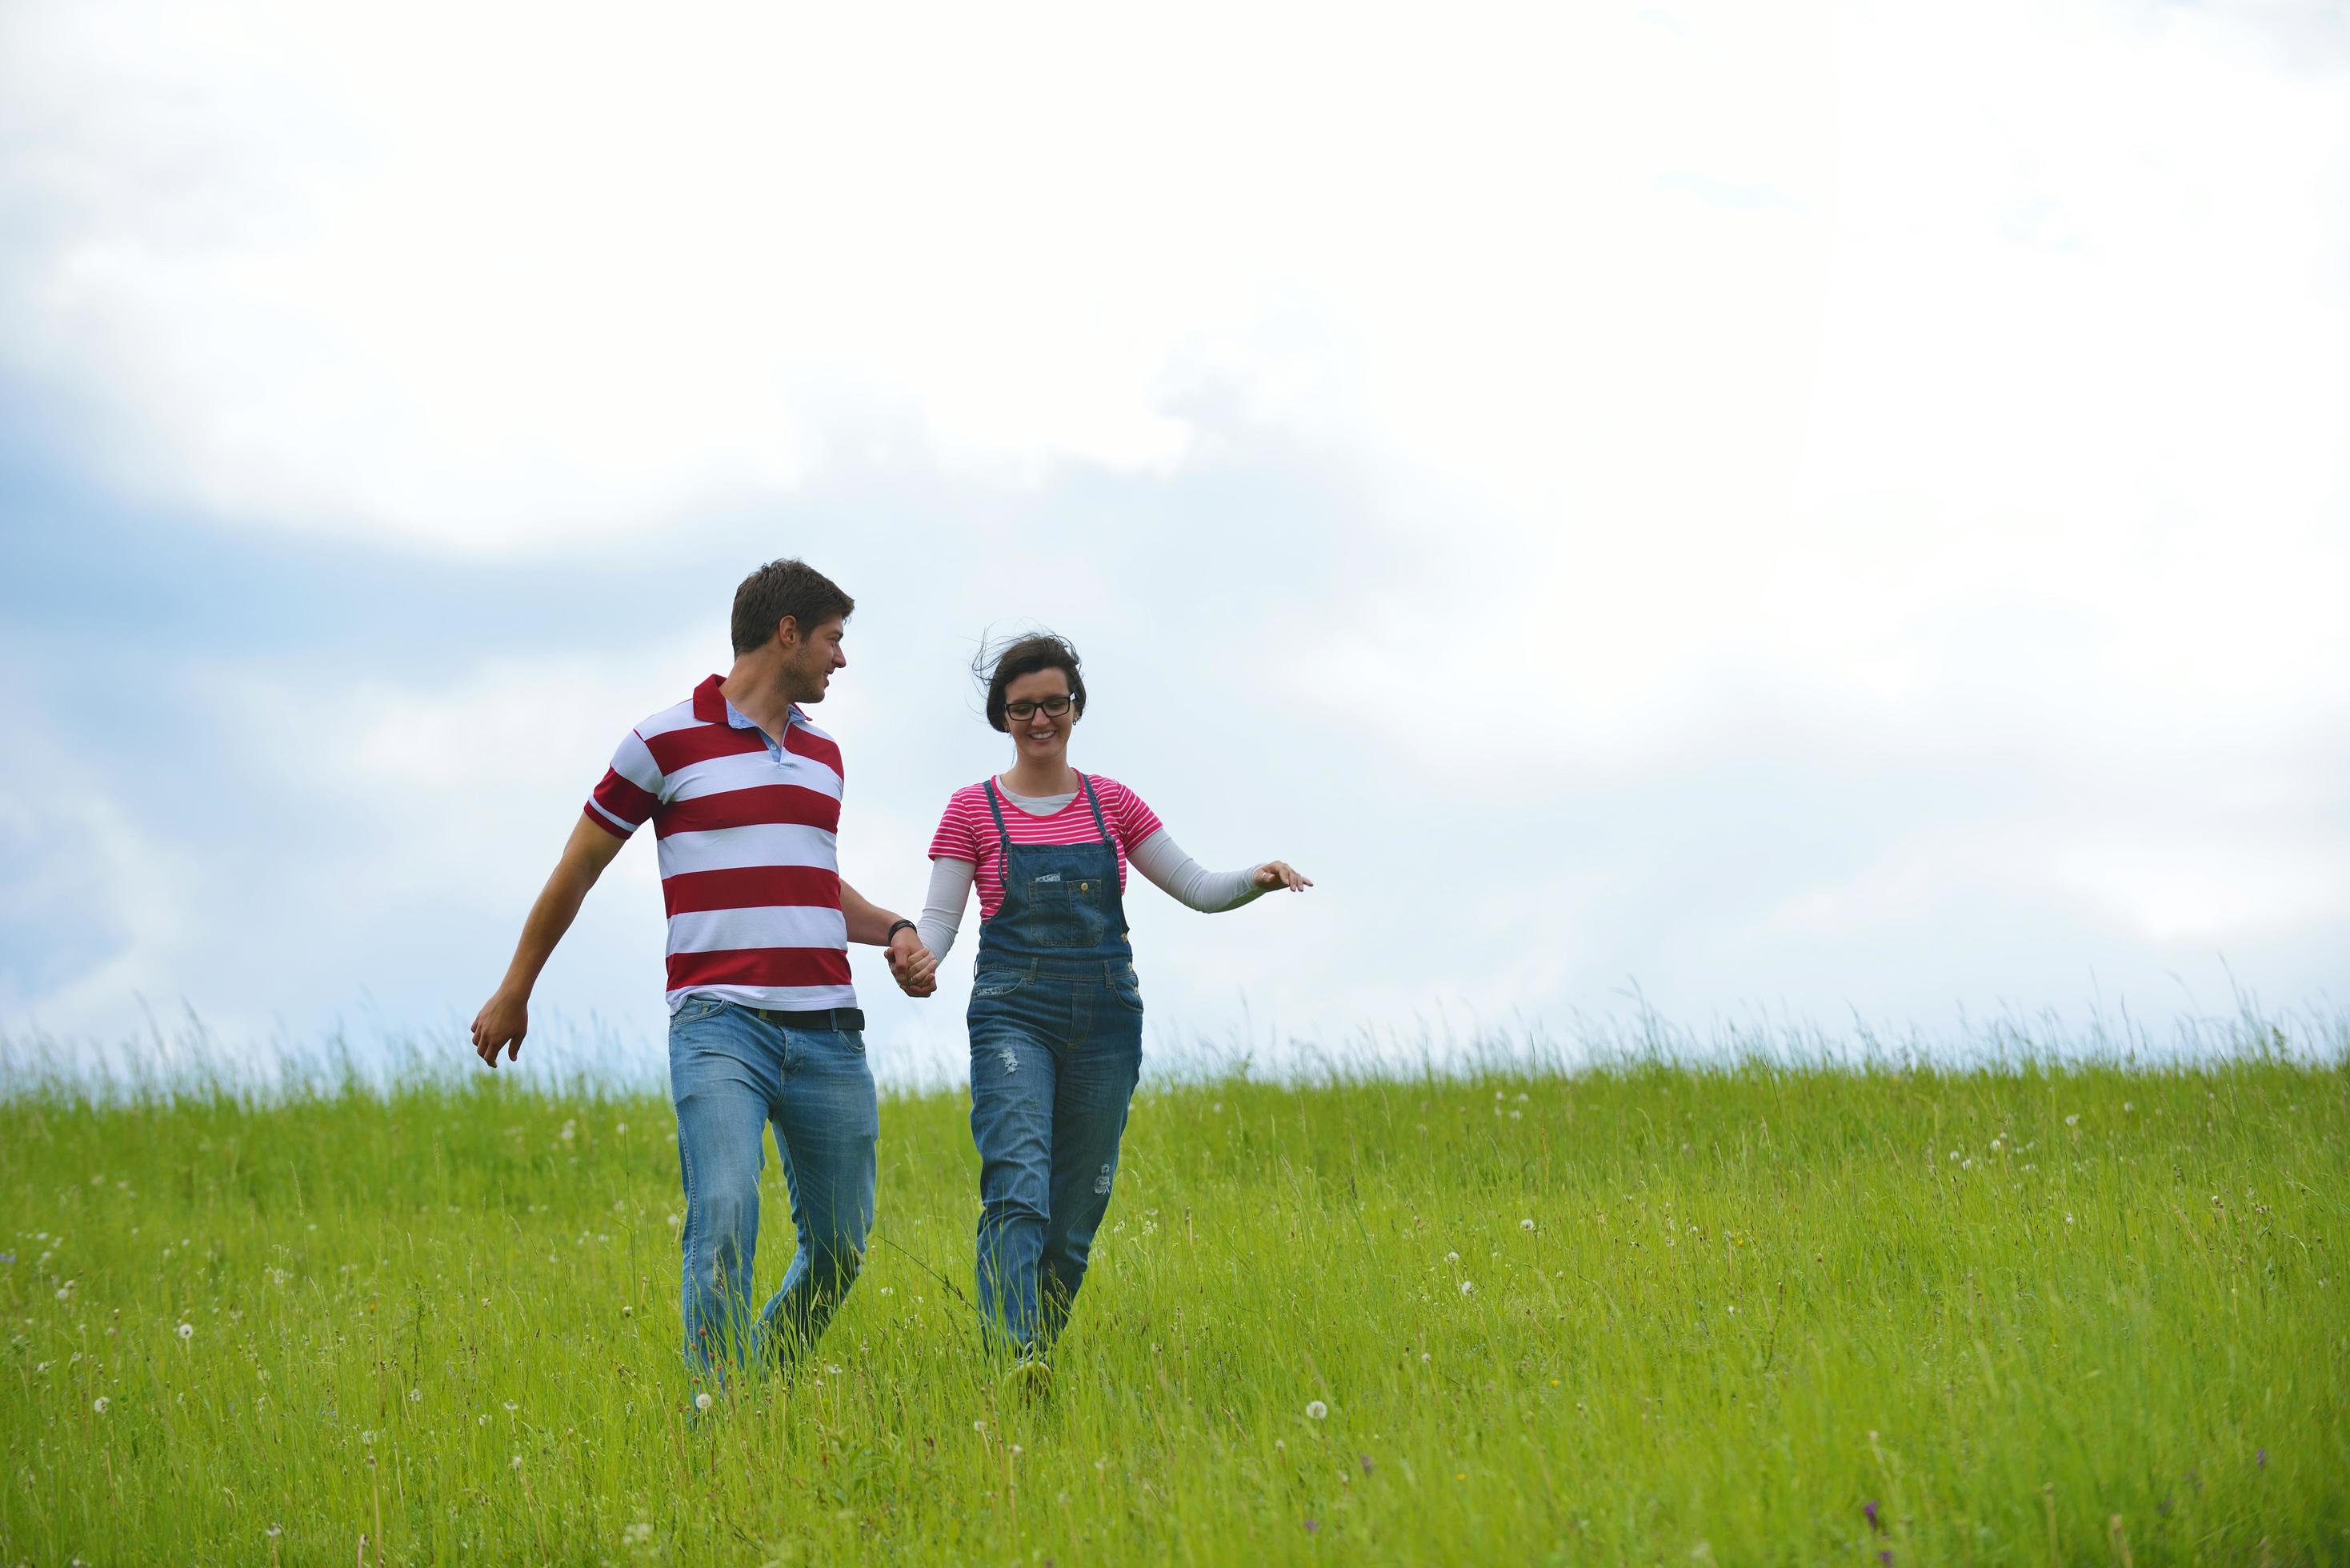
407, 1388, 421, 1403
1305, 1399, 1327, 1420
92, 1396, 110, 1414
695, 1392, 713, 1412
1459, 1280, 1475, 1296
2065, 1114, 2080, 1127
177, 1322, 193, 1340
1520, 1218, 1535, 1231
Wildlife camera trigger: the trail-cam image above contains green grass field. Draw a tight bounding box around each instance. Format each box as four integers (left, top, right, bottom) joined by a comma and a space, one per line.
4, 1054, 2345, 1564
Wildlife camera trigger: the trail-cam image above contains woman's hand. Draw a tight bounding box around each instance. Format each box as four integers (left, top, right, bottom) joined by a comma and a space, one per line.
1252, 860, 1313, 892
888, 929, 939, 997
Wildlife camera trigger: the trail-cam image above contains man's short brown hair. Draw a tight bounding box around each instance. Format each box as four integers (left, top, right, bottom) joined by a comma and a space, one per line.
731, 559, 855, 655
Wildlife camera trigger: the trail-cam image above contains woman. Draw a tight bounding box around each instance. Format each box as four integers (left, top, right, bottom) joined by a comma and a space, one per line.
907, 632, 1311, 1368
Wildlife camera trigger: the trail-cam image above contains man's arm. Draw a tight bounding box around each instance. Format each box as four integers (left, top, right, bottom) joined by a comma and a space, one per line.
839, 878, 937, 997
470, 816, 628, 1066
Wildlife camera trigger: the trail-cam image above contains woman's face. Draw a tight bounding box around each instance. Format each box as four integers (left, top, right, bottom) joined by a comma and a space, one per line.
1002, 668, 1075, 766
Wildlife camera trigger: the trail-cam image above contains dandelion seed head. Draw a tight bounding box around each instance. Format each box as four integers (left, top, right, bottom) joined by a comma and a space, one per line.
1520, 1218, 1535, 1230
695, 1392, 713, 1412
2065, 1114, 2080, 1126
503, 1402, 518, 1412
1306, 1399, 1328, 1420
1459, 1279, 1475, 1295
177, 1322, 193, 1340
92, 1396, 109, 1414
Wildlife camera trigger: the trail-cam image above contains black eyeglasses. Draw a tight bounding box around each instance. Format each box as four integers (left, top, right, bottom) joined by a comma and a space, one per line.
1003, 695, 1075, 721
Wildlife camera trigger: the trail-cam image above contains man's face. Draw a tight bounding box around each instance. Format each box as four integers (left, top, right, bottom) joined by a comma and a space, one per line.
781, 615, 848, 703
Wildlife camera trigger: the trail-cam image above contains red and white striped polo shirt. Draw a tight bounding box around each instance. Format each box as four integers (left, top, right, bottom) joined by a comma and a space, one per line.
585, 675, 855, 1013
927, 774, 1164, 922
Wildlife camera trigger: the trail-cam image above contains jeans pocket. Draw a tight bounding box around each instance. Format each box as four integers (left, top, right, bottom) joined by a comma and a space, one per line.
672, 993, 725, 1026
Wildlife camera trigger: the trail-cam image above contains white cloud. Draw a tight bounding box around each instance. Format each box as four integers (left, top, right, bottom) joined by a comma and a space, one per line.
3, 0, 2346, 1066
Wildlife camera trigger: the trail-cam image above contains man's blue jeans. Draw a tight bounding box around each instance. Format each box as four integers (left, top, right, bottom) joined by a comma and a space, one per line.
667, 995, 876, 1379
967, 960, 1145, 1354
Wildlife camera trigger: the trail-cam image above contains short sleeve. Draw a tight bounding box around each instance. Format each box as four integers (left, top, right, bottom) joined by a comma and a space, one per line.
928, 788, 984, 862
1106, 778, 1164, 851
583, 730, 663, 839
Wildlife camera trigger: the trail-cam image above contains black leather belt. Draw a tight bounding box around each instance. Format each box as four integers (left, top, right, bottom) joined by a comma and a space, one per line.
742, 1006, 865, 1033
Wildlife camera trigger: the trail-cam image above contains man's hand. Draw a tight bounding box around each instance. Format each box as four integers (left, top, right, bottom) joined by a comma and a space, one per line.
469, 816, 627, 1070
471, 986, 530, 1067
887, 929, 938, 998
1252, 860, 1315, 892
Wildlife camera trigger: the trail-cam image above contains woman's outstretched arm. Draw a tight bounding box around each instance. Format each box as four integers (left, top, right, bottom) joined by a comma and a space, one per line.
1129, 830, 1309, 911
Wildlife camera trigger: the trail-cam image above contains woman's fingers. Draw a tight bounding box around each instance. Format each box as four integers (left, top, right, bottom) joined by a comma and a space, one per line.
1258, 859, 1314, 891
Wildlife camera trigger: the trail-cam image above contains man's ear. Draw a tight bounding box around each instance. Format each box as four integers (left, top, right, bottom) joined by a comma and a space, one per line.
774, 614, 801, 650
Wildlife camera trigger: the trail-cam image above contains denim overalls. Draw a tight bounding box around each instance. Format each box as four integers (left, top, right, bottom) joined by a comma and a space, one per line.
966, 772, 1145, 1354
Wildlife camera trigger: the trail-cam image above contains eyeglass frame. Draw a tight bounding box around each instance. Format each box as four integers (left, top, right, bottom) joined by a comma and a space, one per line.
1003, 694, 1076, 721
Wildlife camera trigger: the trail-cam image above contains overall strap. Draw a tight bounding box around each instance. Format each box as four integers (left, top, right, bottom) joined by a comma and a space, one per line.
982, 778, 1015, 854
1075, 772, 1112, 846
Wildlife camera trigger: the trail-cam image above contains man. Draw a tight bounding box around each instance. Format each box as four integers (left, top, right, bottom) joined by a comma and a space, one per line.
470, 558, 935, 1384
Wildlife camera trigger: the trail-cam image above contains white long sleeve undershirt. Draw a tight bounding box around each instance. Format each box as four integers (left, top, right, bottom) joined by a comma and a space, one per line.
915, 787, 1264, 963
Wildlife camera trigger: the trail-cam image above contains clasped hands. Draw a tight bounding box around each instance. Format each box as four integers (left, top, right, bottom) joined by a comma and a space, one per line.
887, 927, 939, 998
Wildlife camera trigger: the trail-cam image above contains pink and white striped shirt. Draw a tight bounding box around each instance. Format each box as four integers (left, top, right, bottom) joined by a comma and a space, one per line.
585, 675, 855, 1013
927, 774, 1164, 923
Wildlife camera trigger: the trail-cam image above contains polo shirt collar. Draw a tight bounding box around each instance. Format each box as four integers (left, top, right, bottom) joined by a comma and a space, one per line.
692, 674, 804, 734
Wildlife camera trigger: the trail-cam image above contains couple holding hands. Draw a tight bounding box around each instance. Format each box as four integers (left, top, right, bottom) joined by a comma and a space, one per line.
470, 558, 1310, 1387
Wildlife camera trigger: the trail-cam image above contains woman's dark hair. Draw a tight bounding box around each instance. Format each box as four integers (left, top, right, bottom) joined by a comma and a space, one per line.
977, 631, 1087, 732
731, 558, 855, 655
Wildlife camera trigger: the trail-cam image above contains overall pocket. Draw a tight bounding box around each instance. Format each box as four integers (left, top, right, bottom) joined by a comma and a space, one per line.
971, 969, 1032, 1001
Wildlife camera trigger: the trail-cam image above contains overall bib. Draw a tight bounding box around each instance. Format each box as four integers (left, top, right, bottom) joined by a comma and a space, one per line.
966, 772, 1145, 1353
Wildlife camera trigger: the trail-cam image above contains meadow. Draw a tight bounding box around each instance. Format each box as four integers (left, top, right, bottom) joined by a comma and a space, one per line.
3, 1046, 2345, 1564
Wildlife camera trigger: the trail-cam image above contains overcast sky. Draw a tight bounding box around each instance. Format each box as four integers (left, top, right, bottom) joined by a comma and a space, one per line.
3, 0, 2345, 1085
